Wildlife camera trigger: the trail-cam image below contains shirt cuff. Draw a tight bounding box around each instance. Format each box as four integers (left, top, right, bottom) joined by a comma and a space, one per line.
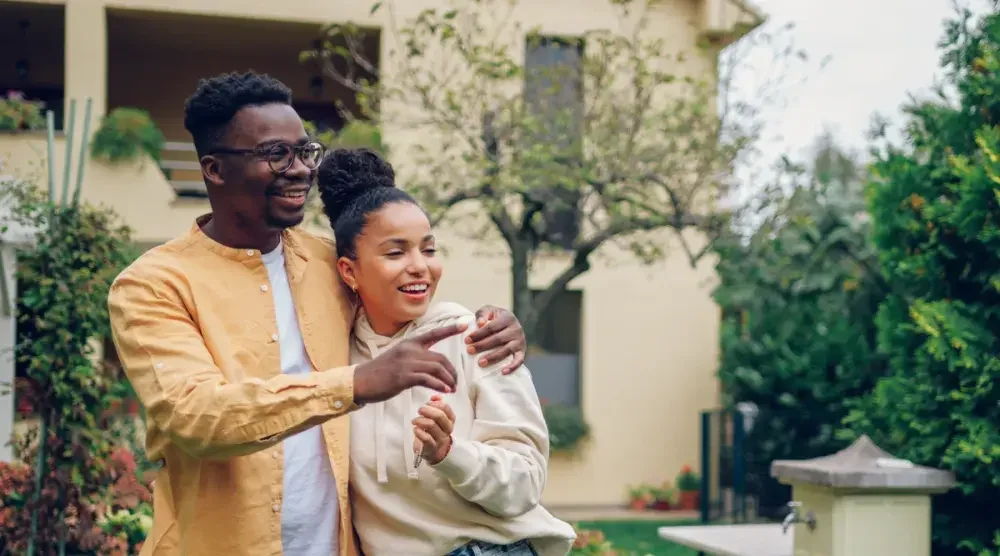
430, 437, 479, 484
316, 364, 361, 412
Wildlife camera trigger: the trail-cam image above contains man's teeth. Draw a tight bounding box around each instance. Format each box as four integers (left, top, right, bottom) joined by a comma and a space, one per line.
400, 284, 428, 293
276, 191, 306, 198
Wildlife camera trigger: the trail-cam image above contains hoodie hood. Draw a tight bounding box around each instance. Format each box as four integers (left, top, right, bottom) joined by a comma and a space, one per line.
352, 301, 476, 483
353, 301, 476, 356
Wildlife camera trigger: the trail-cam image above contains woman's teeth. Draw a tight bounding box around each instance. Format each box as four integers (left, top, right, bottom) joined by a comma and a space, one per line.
400, 284, 428, 293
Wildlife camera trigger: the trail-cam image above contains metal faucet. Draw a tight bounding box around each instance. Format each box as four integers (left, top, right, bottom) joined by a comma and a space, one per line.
781, 501, 817, 534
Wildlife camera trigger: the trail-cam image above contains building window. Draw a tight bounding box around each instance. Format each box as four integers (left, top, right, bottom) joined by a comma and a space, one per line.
523, 35, 584, 250
526, 289, 582, 407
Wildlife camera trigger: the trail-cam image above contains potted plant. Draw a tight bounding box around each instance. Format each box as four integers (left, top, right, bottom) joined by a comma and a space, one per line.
649, 484, 676, 511
676, 465, 701, 510
0, 91, 45, 131
626, 484, 653, 511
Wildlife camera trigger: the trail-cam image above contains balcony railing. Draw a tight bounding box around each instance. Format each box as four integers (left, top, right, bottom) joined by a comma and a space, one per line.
160, 141, 206, 198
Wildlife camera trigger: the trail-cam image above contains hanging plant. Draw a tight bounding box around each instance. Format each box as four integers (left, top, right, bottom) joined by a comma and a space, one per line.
90, 107, 165, 165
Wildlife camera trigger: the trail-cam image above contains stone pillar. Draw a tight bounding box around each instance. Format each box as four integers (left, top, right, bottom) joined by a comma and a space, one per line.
770, 435, 956, 556
64, 0, 108, 125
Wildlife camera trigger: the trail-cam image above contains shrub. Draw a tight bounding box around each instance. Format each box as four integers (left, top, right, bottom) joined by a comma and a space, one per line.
0, 174, 140, 553
840, 5, 1000, 554
541, 400, 590, 453
0, 440, 152, 555
713, 136, 887, 516
90, 107, 165, 165
0, 91, 45, 131
570, 526, 618, 555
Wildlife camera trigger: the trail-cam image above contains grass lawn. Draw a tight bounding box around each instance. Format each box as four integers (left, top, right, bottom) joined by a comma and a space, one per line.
572, 520, 701, 555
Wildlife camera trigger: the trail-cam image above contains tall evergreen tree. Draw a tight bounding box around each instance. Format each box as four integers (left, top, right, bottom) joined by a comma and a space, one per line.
842, 4, 1000, 553
714, 133, 885, 517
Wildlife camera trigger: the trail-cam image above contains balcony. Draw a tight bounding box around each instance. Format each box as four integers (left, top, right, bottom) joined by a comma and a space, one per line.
1, 1, 65, 128
106, 8, 376, 201
1, 2, 378, 242
698, 0, 766, 47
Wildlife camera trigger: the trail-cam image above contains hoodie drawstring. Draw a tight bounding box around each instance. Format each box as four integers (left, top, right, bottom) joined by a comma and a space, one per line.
401, 389, 418, 480
363, 339, 419, 483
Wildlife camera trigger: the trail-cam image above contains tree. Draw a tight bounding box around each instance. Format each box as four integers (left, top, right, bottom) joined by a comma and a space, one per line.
305, 0, 793, 342
840, 3, 1000, 553
714, 132, 888, 517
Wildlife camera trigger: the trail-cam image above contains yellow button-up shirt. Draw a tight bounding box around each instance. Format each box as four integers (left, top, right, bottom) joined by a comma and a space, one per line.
108, 216, 359, 555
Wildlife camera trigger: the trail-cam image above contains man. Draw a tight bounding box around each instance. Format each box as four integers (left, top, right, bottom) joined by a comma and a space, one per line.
107, 71, 528, 555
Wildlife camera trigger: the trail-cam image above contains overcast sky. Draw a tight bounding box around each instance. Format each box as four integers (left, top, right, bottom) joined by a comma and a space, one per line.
733, 0, 960, 175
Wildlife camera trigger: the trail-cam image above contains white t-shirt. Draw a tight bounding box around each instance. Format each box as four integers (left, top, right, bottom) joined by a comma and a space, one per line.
261, 241, 339, 556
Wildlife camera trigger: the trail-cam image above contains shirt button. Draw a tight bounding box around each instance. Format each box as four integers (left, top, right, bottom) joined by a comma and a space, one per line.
155, 363, 164, 370
272, 452, 279, 460
271, 333, 279, 341
247, 249, 255, 256
333, 400, 344, 409
272, 504, 280, 513
260, 284, 268, 292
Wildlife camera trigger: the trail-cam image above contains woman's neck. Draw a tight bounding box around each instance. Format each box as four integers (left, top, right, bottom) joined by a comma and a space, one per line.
363, 309, 409, 338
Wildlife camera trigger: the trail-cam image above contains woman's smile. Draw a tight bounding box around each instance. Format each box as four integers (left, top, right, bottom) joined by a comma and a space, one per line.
399, 281, 431, 301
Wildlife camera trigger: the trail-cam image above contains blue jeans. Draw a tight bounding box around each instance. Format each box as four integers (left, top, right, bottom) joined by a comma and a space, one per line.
446, 539, 538, 556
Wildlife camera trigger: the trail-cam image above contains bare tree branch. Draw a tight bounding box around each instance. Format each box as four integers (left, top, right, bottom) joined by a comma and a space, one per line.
305, 0, 812, 337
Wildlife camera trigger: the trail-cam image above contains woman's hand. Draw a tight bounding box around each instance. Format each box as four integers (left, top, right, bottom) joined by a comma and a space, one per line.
467, 306, 527, 374
412, 395, 456, 465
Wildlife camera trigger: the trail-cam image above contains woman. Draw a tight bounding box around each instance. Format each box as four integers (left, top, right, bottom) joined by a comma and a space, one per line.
316, 148, 576, 556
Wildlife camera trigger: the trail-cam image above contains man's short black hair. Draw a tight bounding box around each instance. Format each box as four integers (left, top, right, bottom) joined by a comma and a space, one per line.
183, 71, 293, 156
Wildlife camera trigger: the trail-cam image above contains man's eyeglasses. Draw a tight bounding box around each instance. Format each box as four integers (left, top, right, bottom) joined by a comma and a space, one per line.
209, 141, 325, 174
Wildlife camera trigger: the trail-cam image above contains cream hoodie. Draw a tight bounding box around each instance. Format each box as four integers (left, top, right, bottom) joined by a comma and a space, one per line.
348, 302, 577, 556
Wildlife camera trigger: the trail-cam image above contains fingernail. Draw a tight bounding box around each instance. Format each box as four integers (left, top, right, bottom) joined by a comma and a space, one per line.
478, 318, 486, 326
465, 336, 472, 344
479, 358, 488, 367
466, 346, 475, 354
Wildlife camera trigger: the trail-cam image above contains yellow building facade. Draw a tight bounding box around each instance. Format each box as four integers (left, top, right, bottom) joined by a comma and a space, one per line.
0, 0, 761, 507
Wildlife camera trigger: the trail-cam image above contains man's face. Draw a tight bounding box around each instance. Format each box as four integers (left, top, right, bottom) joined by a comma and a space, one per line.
206, 103, 316, 231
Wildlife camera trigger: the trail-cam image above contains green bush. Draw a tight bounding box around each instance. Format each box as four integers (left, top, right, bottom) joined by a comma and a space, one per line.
542, 402, 590, 453
713, 137, 888, 516
90, 107, 165, 165
840, 6, 1000, 554
0, 178, 144, 554
0, 91, 44, 131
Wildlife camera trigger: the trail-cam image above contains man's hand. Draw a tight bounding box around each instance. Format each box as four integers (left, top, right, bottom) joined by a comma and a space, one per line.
353, 323, 468, 405
467, 306, 527, 374
412, 395, 455, 465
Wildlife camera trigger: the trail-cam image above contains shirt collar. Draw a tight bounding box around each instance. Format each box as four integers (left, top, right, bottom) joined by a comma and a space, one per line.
187, 213, 311, 272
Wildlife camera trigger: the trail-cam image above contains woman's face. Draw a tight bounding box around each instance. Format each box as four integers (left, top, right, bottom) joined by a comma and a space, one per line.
337, 201, 443, 335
